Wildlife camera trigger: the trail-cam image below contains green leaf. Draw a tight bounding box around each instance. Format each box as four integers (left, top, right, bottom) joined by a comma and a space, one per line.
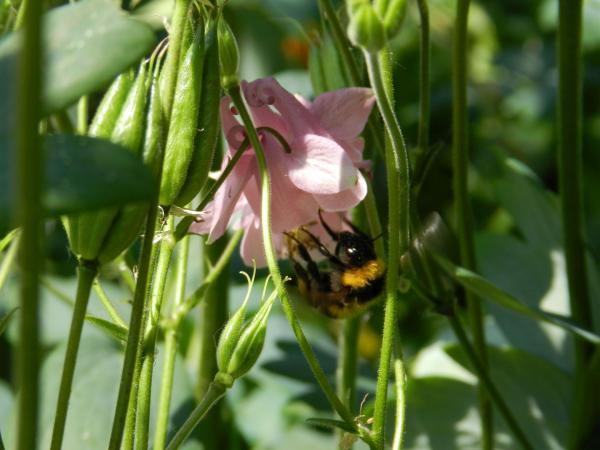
435, 255, 600, 345
0, 0, 155, 130
85, 315, 128, 342
0, 306, 18, 337
0, 134, 155, 230
0, 229, 17, 252
445, 345, 572, 449
305, 417, 356, 433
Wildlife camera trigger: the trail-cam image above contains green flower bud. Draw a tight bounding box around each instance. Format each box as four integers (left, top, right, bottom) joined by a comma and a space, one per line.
216, 272, 277, 381
375, 0, 407, 39
347, 3, 386, 52
217, 17, 239, 89
216, 269, 255, 373
226, 293, 275, 378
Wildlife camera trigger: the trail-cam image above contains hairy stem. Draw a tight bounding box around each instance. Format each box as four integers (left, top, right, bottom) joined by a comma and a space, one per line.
154, 236, 190, 450
336, 317, 360, 448
50, 261, 98, 450
165, 380, 227, 450
416, 0, 430, 155
136, 218, 177, 450
391, 334, 406, 450
451, 1, 492, 447
364, 51, 410, 450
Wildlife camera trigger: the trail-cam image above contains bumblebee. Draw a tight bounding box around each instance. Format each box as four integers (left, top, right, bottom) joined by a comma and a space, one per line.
285, 211, 386, 318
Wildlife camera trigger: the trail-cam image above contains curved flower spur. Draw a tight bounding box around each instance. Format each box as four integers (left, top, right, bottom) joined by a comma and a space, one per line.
191, 77, 375, 266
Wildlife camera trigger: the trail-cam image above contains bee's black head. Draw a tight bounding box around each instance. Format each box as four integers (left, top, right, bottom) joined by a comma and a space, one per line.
335, 231, 377, 267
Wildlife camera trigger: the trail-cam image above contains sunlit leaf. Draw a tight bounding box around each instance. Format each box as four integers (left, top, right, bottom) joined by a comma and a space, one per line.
85, 315, 128, 342
0, 0, 155, 131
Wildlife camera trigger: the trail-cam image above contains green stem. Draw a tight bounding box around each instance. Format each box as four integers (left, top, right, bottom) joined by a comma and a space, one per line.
391, 334, 406, 450
452, 1, 492, 448
93, 280, 126, 328
416, 0, 430, 155
136, 217, 177, 450
161, 0, 191, 119
153, 236, 190, 450
77, 95, 88, 135
108, 216, 163, 449
557, 2, 594, 448
227, 85, 365, 441
165, 380, 227, 450
448, 313, 534, 450
15, 0, 42, 448
336, 317, 360, 448
118, 258, 137, 294
0, 233, 19, 292
363, 51, 410, 450
196, 236, 230, 400
49, 261, 99, 450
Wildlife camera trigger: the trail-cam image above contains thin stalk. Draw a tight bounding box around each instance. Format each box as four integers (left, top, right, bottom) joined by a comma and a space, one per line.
391, 334, 406, 450
154, 236, 190, 450
93, 280, 127, 328
196, 235, 230, 400
171, 230, 242, 323
165, 381, 227, 450
336, 317, 360, 446
118, 259, 137, 294
0, 234, 20, 292
15, 0, 42, 448
77, 95, 88, 135
136, 217, 177, 450
448, 314, 534, 450
363, 51, 410, 450
161, 0, 192, 119
416, 0, 430, 155
557, 1, 594, 448
227, 86, 366, 443
49, 261, 99, 450
452, 1, 492, 447
108, 217, 163, 449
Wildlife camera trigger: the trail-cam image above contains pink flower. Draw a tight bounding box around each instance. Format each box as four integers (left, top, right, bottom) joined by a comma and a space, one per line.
191, 77, 375, 266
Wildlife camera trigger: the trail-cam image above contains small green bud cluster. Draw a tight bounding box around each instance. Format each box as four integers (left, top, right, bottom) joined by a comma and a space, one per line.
216, 269, 279, 384
346, 0, 407, 52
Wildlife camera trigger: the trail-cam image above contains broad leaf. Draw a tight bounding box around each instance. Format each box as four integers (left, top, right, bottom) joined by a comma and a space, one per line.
0, 134, 155, 230
0, 0, 155, 130
445, 344, 571, 450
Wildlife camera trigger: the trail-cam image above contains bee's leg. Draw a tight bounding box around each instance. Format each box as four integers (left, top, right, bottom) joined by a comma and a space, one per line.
285, 232, 325, 282
318, 209, 340, 241
341, 216, 370, 239
300, 227, 346, 269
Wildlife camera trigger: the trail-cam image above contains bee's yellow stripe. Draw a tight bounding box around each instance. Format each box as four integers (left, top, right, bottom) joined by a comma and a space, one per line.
340, 259, 385, 289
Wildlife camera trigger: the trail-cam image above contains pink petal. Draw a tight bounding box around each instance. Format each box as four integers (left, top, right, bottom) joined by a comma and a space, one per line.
313, 171, 368, 211
244, 147, 320, 233
239, 218, 286, 268
220, 97, 243, 149
199, 154, 257, 243
244, 77, 321, 137
310, 88, 375, 140
287, 134, 358, 194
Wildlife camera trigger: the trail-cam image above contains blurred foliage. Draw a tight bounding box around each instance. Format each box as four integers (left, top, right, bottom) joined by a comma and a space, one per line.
1, 0, 600, 449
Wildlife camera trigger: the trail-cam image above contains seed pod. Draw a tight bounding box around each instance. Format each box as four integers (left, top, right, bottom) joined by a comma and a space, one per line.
98, 67, 165, 264
74, 64, 150, 261
175, 22, 221, 206
217, 17, 239, 89
65, 70, 135, 256
159, 23, 206, 206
